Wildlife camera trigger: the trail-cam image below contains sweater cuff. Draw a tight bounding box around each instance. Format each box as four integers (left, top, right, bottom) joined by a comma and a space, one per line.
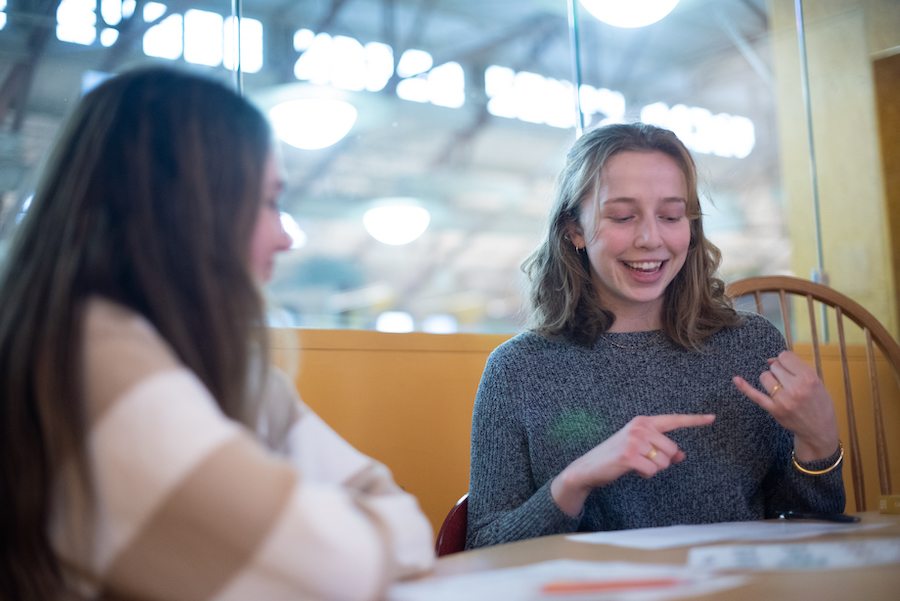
792, 443, 843, 473
538, 481, 583, 531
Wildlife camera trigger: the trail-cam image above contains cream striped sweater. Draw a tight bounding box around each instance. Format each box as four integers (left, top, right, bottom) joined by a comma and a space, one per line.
50, 298, 434, 600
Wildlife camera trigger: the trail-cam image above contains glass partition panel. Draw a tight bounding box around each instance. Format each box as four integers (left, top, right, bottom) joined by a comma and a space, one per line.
0, 0, 244, 264
0, 0, 783, 334
255, 0, 783, 332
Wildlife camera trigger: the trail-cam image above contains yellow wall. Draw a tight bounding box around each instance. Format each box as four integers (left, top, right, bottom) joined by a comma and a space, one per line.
769, 0, 900, 340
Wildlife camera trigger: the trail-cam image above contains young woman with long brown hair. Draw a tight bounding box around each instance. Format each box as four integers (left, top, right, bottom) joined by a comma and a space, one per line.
0, 67, 433, 599
466, 123, 845, 549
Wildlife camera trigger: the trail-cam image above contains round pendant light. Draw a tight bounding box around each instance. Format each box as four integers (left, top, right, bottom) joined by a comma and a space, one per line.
363, 199, 431, 245
269, 98, 357, 150
580, 0, 680, 28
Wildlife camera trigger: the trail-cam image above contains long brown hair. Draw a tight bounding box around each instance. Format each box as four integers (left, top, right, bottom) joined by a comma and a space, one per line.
0, 67, 272, 597
522, 122, 739, 348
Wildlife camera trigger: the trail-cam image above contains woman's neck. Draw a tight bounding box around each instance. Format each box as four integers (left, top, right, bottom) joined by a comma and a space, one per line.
605, 302, 663, 333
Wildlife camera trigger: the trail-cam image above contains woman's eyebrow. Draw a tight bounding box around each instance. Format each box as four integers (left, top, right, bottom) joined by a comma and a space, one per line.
600, 197, 686, 206
601, 197, 638, 206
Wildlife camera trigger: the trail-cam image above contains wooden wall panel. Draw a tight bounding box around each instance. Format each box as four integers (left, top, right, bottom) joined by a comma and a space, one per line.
874, 51, 900, 336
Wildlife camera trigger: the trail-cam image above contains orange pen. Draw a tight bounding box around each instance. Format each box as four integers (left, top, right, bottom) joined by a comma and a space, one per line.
541, 577, 684, 595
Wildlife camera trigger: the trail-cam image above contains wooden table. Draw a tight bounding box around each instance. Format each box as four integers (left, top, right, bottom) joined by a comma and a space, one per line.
430, 512, 900, 600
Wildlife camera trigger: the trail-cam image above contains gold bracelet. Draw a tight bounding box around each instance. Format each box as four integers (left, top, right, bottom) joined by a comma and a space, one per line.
792, 441, 843, 475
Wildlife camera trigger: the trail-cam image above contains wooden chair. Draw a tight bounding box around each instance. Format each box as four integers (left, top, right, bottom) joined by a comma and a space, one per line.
726, 276, 900, 511
434, 493, 468, 557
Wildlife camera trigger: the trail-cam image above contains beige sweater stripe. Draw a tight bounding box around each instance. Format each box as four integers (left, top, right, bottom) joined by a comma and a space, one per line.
83, 298, 181, 426
104, 434, 299, 599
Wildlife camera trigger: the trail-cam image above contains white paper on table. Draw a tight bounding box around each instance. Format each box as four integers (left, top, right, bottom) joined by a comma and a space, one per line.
567, 521, 887, 550
388, 560, 748, 601
688, 537, 900, 570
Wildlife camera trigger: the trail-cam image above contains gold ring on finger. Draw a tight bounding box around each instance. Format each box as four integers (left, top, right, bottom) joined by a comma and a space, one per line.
645, 447, 658, 460
771, 384, 781, 396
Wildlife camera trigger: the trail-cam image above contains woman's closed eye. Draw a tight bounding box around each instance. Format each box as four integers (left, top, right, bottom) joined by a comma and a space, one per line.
659, 206, 686, 222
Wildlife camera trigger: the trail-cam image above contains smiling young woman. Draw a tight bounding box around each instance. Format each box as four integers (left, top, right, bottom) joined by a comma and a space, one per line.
465, 123, 845, 549
567, 150, 691, 332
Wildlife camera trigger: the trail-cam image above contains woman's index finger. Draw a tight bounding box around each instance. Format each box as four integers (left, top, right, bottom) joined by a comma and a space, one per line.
648, 413, 716, 433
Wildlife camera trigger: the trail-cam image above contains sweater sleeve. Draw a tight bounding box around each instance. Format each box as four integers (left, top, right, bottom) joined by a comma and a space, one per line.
55, 299, 434, 601
762, 431, 846, 517
466, 344, 580, 549
256, 368, 435, 579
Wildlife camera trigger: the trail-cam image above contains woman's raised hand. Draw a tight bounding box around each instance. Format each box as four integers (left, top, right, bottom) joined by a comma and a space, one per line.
733, 350, 840, 462
550, 414, 716, 517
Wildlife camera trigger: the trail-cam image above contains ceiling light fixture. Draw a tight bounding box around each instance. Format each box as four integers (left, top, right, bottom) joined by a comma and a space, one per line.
269, 98, 357, 150
363, 199, 431, 245
376, 311, 414, 333
579, 0, 679, 28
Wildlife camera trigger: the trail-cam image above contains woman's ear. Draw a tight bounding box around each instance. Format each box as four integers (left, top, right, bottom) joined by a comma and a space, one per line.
566, 218, 586, 250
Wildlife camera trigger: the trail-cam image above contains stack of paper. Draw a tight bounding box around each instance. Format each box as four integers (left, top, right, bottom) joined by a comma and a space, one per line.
389, 560, 747, 601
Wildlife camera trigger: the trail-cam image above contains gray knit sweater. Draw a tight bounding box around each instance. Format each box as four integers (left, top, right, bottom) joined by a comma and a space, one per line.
466, 312, 845, 549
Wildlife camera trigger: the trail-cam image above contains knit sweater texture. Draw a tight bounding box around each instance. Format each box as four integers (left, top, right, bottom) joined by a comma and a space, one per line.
466, 312, 845, 549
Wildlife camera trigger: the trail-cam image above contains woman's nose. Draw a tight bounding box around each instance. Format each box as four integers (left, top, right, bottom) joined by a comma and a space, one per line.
635, 218, 662, 248
277, 219, 294, 251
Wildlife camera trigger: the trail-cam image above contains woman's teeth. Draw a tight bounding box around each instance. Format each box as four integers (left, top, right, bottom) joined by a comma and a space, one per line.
624, 261, 662, 272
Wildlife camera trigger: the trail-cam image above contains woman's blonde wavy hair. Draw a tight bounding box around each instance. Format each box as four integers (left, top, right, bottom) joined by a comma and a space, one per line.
522, 122, 739, 348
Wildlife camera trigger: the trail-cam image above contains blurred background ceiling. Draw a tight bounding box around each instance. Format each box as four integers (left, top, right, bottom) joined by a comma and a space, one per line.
0, 0, 788, 333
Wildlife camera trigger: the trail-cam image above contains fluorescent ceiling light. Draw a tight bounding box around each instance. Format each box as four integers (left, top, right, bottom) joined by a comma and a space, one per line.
269, 98, 357, 150
143, 1, 166, 22
580, 0, 679, 28
100, 28, 119, 46
396, 49, 433, 78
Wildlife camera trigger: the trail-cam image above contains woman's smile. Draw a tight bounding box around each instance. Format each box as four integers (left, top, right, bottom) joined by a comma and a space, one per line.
622, 260, 666, 273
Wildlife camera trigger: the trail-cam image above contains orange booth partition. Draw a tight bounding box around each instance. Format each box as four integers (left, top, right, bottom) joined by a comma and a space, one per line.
268, 328, 511, 533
